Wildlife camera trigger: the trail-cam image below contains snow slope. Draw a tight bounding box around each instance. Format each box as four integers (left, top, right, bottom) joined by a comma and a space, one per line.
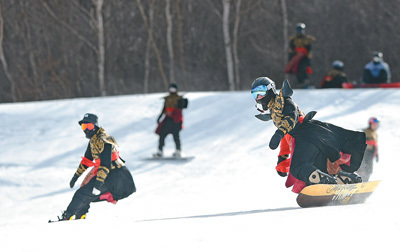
0, 88, 399, 252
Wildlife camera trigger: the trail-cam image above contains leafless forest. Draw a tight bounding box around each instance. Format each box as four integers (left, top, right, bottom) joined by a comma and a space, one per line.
0, 0, 399, 103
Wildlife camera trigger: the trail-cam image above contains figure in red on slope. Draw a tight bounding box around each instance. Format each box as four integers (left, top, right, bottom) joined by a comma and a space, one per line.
153, 83, 188, 158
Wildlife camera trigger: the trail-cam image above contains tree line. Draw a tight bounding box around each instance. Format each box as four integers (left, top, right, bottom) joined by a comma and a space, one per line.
0, 0, 399, 103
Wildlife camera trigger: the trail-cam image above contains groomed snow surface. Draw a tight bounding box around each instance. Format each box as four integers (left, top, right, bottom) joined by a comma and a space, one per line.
0, 89, 399, 252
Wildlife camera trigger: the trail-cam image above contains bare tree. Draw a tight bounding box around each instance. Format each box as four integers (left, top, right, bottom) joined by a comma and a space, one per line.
165, 0, 175, 83
0, 2, 15, 102
143, 0, 155, 93
174, 0, 187, 89
137, 0, 168, 89
93, 0, 106, 96
232, 0, 241, 88
280, 0, 289, 81
222, 0, 235, 91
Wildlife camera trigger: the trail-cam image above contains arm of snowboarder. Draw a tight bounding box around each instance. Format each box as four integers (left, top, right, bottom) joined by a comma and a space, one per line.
70, 144, 93, 188
157, 105, 166, 123
93, 143, 112, 194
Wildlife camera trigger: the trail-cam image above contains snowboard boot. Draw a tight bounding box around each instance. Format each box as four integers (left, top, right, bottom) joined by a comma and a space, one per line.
75, 209, 88, 220
308, 170, 337, 185
335, 171, 362, 184
173, 149, 181, 158
153, 149, 163, 158
58, 211, 74, 221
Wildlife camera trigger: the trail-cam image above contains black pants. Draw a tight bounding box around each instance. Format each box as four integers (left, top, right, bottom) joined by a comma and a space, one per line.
66, 166, 136, 217
290, 140, 327, 184
158, 118, 181, 151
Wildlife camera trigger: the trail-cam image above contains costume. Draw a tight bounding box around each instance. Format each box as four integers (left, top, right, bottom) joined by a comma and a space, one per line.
251, 78, 366, 192
284, 23, 316, 87
60, 113, 136, 220
154, 83, 188, 157
362, 52, 391, 84
320, 61, 347, 88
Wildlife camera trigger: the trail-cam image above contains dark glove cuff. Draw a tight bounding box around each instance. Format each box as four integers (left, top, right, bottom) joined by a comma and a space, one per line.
94, 180, 104, 191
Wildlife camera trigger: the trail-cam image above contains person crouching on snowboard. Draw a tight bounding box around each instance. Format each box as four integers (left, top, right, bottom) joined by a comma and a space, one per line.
57, 113, 136, 221
251, 77, 366, 191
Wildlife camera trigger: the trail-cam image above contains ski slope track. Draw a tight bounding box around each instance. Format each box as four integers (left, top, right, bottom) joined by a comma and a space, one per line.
0, 89, 399, 251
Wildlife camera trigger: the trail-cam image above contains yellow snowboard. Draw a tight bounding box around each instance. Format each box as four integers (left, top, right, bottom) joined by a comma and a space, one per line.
297, 181, 381, 208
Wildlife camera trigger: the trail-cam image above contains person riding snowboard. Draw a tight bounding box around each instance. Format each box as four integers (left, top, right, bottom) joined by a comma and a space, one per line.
56, 113, 136, 221
154, 83, 188, 158
251, 77, 366, 192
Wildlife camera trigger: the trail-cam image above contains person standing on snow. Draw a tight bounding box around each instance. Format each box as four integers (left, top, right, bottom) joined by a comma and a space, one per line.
56, 113, 136, 221
284, 23, 316, 89
320, 60, 348, 89
362, 51, 391, 84
358, 117, 380, 181
251, 77, 366, 192
153, 83, 188, 158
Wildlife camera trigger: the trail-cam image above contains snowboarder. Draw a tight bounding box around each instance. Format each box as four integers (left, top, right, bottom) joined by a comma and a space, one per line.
251, 77, 366, 192
153, 83, 188, 158
56, 113, 136, 221
284, 23, 316, 88
362, 51, 391, 84
320, 60, 348, 89
358, 117, 379, 181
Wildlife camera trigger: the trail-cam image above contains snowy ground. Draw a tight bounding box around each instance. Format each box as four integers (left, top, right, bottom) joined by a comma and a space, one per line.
0, 88, 399, 251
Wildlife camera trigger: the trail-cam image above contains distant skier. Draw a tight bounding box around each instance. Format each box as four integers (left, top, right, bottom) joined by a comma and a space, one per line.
362, 51, 391, 84
251, 77, 366, 192
358, 117, 380, 181
153, 83, 188, 158
56, 113, 136, 221
320, 60, 348, 88
284, 23, 316, 88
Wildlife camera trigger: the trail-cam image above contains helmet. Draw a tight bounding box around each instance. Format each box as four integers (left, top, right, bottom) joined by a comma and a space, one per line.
295, 23, 306, 34
332, 60, 344, 70
251, 77, 277, 106
78, 113, 98, 126
373, 51, 383, 63
169, 83, 178, 93
368, 117, 380, 125
251, 77, 276, 94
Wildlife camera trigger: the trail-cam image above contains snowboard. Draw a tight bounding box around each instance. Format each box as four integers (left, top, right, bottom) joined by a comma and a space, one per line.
296, 180, 381, 208
143, 156, 195, 161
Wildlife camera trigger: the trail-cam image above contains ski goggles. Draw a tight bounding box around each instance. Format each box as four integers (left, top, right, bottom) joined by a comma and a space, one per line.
251, 84, 273, 100
81, 123, 95, 131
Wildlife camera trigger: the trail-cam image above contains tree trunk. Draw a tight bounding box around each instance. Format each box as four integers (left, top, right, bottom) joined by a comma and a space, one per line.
137, 0, 168, 90
280, 0, 289, 81
222, 0, 235, 91
0, 2, 16, 102
94, 0, 106, 96
165, 0, 175, 83
174, 0, 187, 89
144, 0, 155, 94
233, 0, 241, 89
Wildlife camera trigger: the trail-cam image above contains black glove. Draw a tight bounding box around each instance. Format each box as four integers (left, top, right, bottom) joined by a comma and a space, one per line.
69, 174, 79, 188
269, 130, 284, 150
93, 181, 103, 195
276, 155, 289, 177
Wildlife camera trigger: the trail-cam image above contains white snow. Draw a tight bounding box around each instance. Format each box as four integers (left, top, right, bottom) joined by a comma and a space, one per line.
0, 88, 399, 252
